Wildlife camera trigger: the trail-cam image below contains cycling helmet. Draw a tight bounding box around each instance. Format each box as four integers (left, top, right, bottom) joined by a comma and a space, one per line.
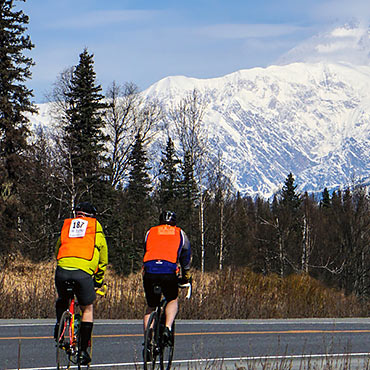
74, 202, 97, 217
159, 210, 176, 226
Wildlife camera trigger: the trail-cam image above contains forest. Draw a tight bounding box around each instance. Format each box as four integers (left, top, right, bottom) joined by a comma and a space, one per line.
0, 0, 369, 304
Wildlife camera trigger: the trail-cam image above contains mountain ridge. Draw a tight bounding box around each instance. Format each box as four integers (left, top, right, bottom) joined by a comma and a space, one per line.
141, 61, 370, 197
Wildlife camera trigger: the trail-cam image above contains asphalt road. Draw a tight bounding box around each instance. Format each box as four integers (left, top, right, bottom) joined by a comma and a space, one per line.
1, 318, 370, 369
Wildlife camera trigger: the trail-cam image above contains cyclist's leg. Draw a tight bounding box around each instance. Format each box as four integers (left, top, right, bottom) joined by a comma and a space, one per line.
73, 270, 96, 365
143, 273, 161, 331
161, 274, 179, 330
164, 298, 178, 329
80, 303, 93, 353
144, 305, 156, 331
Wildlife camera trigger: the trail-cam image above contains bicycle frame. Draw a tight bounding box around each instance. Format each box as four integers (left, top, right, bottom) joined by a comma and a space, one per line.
143, 281, 192, 370
56, 283, 82, 369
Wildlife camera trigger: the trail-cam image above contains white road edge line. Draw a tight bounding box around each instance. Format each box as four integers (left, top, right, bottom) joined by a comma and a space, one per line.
9, 352, 370, 370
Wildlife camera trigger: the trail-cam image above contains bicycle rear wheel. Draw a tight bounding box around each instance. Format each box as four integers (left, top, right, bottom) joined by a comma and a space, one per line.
56, 311, 72, 370
144, 311, 160, 370
160, 322, 175, 369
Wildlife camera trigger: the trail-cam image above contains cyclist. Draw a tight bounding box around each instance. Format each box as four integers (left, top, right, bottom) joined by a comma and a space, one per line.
143, 210, 192, 345
54, 201, 108, 365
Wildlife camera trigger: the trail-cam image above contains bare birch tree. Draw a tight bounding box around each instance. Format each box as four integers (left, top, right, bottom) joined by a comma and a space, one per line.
105, 81, 163, 189
168, 89, 209, 272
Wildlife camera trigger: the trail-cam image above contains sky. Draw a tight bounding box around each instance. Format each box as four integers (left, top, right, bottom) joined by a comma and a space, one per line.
18, 0, 370, 103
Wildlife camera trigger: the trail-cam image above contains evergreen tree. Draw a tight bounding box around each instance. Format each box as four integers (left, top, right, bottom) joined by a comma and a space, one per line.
61, 48, 108, 209
281, 172, 301, 209
177, 150, 199, 264
126, 133, 151, 206
158, 136, 181, 210
320, 187, 331, 208
272, 172, 303, 275
124, 133, 152, 272
0, 0, 36, 255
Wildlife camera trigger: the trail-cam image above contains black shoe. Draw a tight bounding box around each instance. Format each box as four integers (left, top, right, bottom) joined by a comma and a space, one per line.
79, 350, 91, 365
54, 323, 59, 342
162, 327, 173, 346
143, 346, 152, 362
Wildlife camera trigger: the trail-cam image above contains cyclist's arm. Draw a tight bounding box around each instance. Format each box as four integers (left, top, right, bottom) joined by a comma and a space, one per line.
179, 230, 191, 276
94, 222, 108, 285
55, 236, 61, 258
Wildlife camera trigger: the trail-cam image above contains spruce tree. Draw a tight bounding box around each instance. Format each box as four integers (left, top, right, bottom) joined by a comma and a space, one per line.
281, 172, 301, 209
0, 0, 36, 255
61, 48, 107, 209
124, 133, 152, 271
126, 133, 151, 206
158, 137, 181, 210
320, 187, 331, 208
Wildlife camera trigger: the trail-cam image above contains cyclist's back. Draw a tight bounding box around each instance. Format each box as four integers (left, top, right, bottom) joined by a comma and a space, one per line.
54, 202, 108, 365
142, 210, 192, 344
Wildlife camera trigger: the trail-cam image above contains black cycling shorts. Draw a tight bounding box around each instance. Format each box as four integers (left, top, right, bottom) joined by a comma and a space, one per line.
143, 272, 178, 308
55, 266, 96, 306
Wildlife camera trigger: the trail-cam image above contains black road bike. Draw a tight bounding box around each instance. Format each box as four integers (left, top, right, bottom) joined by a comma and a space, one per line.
143, 280, 192, 370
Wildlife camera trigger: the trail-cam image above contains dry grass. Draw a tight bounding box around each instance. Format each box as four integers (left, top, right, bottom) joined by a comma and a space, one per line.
0, 258, 368, 319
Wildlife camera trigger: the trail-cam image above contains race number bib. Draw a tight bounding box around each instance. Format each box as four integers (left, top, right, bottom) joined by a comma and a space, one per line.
69, 218, 88, 238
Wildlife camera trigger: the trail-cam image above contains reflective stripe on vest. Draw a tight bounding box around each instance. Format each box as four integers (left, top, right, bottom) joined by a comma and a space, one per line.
143, 225, 182, 264
57, 217, 96, 260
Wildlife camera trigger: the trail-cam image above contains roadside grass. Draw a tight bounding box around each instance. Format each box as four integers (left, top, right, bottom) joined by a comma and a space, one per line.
0, 257, 368, 319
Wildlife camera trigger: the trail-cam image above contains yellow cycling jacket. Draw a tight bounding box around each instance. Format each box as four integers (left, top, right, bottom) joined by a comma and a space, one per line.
55, 218, 108, 285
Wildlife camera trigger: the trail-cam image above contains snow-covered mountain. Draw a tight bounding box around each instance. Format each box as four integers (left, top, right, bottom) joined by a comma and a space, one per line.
28, 23, 370, 198
143, 62, 370, 197
141, 23, 370, 198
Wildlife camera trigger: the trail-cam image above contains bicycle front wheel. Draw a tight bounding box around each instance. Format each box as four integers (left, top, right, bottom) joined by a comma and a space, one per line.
160, 322, 175, 370
56, 311, 72, 370
144, 311, 159, 370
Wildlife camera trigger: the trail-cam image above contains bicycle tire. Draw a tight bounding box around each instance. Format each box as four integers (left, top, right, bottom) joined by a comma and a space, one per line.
56, 310, 72, 370
144, 311, 159, 370
159, 307, 175, 370
160, 321, 175, 370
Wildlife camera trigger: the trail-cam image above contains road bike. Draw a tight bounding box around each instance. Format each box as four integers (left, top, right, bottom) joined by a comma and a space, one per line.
143, 280, 192, 370
56, 280, 107, 370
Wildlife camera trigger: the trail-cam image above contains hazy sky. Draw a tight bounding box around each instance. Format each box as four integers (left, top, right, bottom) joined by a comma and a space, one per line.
19, 0, 370, 103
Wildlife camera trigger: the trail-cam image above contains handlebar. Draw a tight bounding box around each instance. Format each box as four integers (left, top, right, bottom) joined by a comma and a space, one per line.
178, 281, 192, 299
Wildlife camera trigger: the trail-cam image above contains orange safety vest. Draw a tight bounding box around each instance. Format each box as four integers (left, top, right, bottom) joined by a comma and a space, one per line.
143, 225, 182, 264
57, 217, 97, 261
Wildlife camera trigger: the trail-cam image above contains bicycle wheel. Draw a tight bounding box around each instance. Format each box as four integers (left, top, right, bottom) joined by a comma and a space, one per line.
56, 311, 72, 370
144, 311, 160, 370
160, 321, 175, 369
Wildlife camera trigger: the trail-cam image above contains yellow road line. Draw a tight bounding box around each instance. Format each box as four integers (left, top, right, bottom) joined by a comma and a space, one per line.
1, 329, 370, 340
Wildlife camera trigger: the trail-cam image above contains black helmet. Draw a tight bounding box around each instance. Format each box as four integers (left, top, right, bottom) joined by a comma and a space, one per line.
159, 210, 176, 226
74, 202, 97, 217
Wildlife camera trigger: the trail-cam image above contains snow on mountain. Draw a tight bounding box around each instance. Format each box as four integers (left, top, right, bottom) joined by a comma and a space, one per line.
27, 23, 370, 198
142, 61, 370, 197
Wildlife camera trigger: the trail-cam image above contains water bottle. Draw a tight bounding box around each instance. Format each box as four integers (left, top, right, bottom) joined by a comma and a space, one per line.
74, 313, 81, 336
